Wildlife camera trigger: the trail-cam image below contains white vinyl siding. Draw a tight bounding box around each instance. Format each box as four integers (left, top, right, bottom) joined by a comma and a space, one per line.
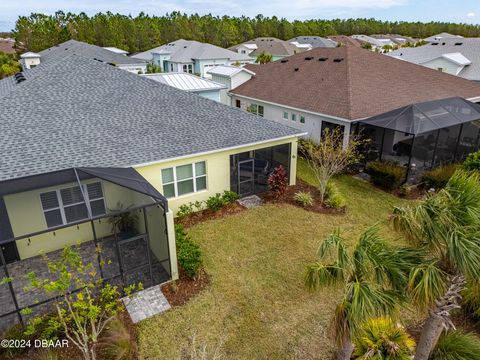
162, 161, 207, 199
40, 182, 106, 228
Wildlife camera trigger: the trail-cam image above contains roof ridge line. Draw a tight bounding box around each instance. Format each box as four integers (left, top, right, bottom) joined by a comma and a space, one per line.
345, 46, 354, 120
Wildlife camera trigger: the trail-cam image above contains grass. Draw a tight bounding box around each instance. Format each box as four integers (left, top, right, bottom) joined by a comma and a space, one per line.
137, 158, 412, 359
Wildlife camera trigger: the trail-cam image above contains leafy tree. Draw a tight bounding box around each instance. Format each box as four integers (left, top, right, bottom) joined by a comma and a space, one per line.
361, 42, 373, 50
255, 51, 273, 64
146, 63, 162, 73
0, 52, 21, 79
353, 317, 415, 360
303, 128, 363, 202
24, 246, 141, 360
305, 227, 421, 360
392, 171, 480, 360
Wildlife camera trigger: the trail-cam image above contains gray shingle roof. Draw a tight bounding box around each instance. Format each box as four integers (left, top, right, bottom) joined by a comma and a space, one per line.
37, 40, 146, 66
0, 55, 302, 182
289, 36, 337, 48
388, 38, 480, 81
131, 39, 251, 62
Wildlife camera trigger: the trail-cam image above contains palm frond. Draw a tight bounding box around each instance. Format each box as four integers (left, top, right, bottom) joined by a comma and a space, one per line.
318, 228, 349, 269
408, 262, 447, 309
304, 263, 345, 290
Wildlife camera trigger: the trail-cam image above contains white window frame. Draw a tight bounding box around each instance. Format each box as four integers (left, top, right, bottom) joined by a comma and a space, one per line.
162, 161, 207, 199
291, 113, 296, 121
283, 111, 289, 120
300, 115, 305, 124
182, 64, 193, 74
40, 182, 106, 228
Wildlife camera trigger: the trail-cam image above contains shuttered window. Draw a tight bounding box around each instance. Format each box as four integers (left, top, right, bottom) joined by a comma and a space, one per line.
40, 182, 106, 228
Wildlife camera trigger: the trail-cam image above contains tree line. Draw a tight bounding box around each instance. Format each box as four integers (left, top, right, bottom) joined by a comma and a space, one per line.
11, 11, 480, 54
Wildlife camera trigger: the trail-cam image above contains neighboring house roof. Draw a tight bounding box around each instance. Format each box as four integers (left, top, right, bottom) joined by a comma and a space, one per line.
230, 37, 308, 57
0, 38, 15, 54
230, 45, 480, 120
425, 32, 463, 42
37, 39, 146, 66
352, 35, 395, 47
20, 51, 41, 58
131, 39, 251, 62
328, 35, 361, 47
0, 55, 302, 182
371, 34, 416, 45
387, 38, 480, 80
140, 72, 226, 92
103, 46, 129, 55
207, 65, 256, 77
288, 36, 337, 48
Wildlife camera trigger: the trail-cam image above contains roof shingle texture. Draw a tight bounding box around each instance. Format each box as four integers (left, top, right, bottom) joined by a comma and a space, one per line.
231, 45, 480, 120
0, 55, 302, 182
230, 37, 308, 57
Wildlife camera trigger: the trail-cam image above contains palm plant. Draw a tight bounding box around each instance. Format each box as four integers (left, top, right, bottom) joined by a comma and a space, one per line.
353, 317, 415, 360
392, 170, 480, 360
255, 51, 273, 64
305, 227, 421, 360
430, 330, 480, 360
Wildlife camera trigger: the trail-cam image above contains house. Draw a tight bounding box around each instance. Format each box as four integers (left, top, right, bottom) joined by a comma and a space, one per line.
425, 32, 463, 42
328, 35, 361, 48
288, 36, 337, 49
229, 37, 310, 62
130, 39, 252, 78
0, 54, 303, 328
140, 72, 227, 102
103, 46, 129, 55
370, 34, 416, 46
21, 39, 147, 73
387, 38, 480, 81
0, 38, 15, 54
207, 65, 256, 105
229, 45, 480, 149
351, 35, 396, 50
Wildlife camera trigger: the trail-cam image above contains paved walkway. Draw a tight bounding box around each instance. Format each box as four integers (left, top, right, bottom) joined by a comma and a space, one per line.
123, 285, 171, 323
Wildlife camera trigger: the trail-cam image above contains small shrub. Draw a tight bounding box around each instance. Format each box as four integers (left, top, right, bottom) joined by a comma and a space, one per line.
462, 281, 480, 319
430, 330, 480, 360
177, 203, 194, 218
365, 160, 406, 189
0, 324, 30, 359
294, 191, 313, 207
422, 164, 457, 189
222, 190, 239, 204
97, 317, 137, 360
175, 224, 202, 278
205, 193, 226, 211
353, 317, 415, 360
268, 165, 288, 199
324, 182, 346, 209
398, 184, 412, 197
462, 150, 480, 172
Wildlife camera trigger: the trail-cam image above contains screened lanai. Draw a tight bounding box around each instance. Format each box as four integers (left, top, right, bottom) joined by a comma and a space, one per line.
356, 97, 480, 181
0, 167, 173, 330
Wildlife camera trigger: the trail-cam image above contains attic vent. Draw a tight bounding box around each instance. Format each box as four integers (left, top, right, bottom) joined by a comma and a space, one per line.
454, 42, 463, 46
442, 42, 446, 45
280, 59, 289, 63
14, 72, 26, 84
333, 58, 344, 63
431, 42, 439, 45
184, 46, 187, 48
318, 57, 328, 61
294, 67, 299, 71
107, 62, 116, 66
304, 56, 314, 60
93, 58, 104, 62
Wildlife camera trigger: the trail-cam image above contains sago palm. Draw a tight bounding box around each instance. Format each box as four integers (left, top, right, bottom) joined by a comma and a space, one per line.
392, 170, 480, 360
305, 227, 421, 360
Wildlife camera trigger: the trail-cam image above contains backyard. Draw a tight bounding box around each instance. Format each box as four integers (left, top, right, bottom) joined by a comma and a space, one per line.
137, 158, 413, 359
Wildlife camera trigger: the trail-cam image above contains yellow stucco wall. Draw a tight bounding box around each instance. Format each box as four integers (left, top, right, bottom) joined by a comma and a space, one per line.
135, 137, 298, 214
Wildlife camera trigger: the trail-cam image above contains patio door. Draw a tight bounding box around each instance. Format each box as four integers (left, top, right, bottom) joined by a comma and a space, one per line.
0, 242, 19, 265
238, 159, 255, 197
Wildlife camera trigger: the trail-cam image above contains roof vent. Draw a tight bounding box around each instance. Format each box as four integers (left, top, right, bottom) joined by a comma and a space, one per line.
333, 58, 344, 62
318, 57, 328, 61
294, 67, 299, 71
431, 42, 439, 45
454, 42, 463, 46
442, 42, 446, 45
14, 72, 26, 84
304, 56, 314, 60
280, 59, 289, 63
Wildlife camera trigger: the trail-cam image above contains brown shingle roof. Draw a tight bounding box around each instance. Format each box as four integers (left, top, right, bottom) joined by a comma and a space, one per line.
231, 45, 480, 120
328, 35, 361, 48
230, 37, 307, 57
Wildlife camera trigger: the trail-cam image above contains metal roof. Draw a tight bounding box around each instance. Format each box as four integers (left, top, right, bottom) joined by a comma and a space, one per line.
141, 73, 226, 92
207, 65, 256, 77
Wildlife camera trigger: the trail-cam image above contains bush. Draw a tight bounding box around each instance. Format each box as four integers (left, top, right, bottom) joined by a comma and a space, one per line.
294, 191, 313, 207
324, 182, 346, 209
462, 150, 480, 172
205, 193, 226, 211
177, 203, 194, 218
353, 317, 415, 360
365, 161, 406, 189
430, 330, 480, 360
97, 317, 137, 360
222, 190, 239, 204
462, 281, 480, 319
398, 184, 412, 198
422, 164, 457, 189
175, 224, 202, 278
268, 165, 288, 199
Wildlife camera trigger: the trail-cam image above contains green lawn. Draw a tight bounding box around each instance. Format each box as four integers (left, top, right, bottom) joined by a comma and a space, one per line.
138, 158, 411, 359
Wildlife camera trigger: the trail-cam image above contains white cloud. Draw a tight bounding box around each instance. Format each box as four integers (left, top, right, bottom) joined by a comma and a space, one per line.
467, 12, 475, 17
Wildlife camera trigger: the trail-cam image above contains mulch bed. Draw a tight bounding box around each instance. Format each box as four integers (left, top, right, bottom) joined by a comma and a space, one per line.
161, 268, 210, 307
175, 202, 246, 228
259, 180, 346, 215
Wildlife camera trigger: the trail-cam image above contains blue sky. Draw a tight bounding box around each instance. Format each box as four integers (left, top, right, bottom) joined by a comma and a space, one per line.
0, 0, 478, 32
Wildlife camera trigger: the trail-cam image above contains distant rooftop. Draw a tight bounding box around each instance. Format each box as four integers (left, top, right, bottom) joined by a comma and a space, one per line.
141, 72, 226, 92
207, 65, 256, 77
230, 37, 309, 57
425, 32, 463, 42
103, 46, 129, 55
288, 36, 337, 48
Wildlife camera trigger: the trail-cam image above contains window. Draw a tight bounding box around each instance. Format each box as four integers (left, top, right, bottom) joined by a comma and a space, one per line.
235, 99, 241, 108
170, 64, 173, 72
161, 161, 207, 198
247, 104, 264, 117
40, 182, 105, 228
283, 111, 288, 120
300, 115, 305, 124
182, 64, 193, 73
291, 113, 296, 121
437, 67, 444, 72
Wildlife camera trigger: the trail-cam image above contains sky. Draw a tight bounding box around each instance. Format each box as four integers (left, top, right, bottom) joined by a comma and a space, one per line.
0, 0, 479, 32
